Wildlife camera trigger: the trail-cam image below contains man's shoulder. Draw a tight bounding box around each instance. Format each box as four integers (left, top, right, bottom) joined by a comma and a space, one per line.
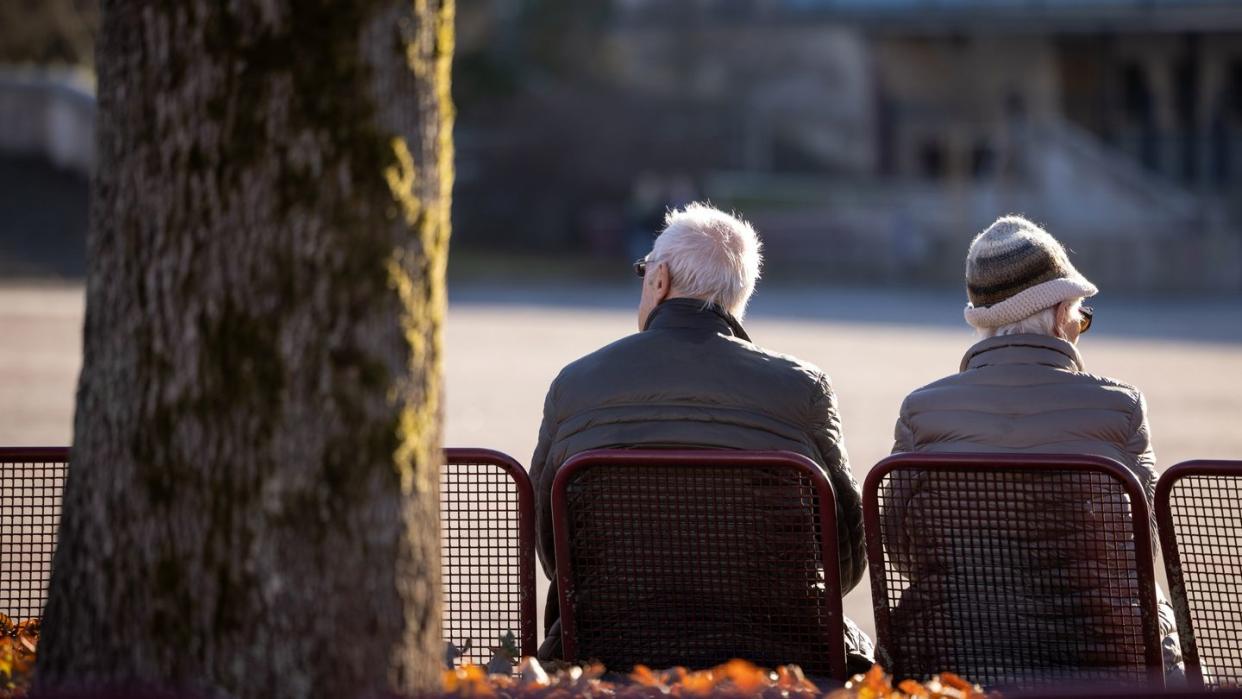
547, 332, 660, 404
554, 331, 648, 383
740, 338, 831, 392
550, 331, 830, 403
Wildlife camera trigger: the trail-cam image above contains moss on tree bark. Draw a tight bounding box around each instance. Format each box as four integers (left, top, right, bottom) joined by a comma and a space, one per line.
36, 1, 454, 696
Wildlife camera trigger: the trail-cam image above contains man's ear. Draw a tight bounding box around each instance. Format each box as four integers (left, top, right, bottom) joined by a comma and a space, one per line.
652, 261, 672, 302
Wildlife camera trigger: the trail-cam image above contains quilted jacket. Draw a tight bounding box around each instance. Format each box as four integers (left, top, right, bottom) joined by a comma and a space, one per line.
530, 298, 868, 666
887, 333, 1182, 682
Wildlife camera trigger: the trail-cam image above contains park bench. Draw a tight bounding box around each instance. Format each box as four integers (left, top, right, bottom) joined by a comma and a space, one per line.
1157, 459, 1242, 690
0, 447, 66, 624
9, 445, 1238, 691
550, 448, 849, 681
440, 447, 537, 668
0, 446, 539, 671
864, 452, 1165, 691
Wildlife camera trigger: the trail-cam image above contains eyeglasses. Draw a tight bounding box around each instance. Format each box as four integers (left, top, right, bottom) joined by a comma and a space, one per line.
633, 257, 648, 278
1078, 305, 1093, 334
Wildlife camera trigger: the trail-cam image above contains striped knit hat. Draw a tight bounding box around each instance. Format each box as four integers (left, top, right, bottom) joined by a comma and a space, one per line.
963, 215, 1098, 329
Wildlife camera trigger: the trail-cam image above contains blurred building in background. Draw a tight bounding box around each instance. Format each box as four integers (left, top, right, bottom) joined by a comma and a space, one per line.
2, 0, 1240, 290
453, 0, 1242, 290
0, 0, 95, 278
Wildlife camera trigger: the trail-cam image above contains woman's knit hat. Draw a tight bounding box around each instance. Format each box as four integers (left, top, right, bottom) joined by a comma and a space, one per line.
963, 215, 1098, 329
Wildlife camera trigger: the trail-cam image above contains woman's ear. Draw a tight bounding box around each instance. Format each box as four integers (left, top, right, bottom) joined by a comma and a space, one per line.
1052, 302, 1071, 340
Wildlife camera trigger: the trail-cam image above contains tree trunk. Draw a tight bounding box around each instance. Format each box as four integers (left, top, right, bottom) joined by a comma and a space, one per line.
37, 1, 454, 696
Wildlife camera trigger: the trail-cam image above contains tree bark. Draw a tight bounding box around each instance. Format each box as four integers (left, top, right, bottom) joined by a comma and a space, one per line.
37, 1, 454, 696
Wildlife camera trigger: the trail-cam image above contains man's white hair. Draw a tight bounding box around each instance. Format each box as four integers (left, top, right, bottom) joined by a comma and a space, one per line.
649, 202, 763, 319
981, 298, 1083, 338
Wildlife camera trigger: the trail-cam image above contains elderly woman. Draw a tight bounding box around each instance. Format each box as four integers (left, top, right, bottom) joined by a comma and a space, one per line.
886, 215, 1182, 684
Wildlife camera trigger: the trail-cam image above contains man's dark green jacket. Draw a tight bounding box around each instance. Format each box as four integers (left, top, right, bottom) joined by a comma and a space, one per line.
530, 298, 867, 660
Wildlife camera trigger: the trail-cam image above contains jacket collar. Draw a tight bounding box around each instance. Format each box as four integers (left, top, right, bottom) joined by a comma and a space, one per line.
643, 297, 752, 342
960, 333, 1084, 373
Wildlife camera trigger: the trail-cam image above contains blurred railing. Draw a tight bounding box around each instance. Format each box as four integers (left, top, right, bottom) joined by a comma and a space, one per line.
1032, 119, 1200, 223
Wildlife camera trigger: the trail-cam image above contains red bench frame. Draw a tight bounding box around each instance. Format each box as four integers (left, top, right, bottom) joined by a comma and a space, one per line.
441, 447, 537, 663
1156, 459, 1242, 690
0, 446, 538, 663
864, 452, 1164, 689
551, 448, 847, 679
0, 446, 70, 623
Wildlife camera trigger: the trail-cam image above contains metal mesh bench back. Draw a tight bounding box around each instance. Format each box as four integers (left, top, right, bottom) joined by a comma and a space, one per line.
865, 453, 1163, 690
1157, 460, 1242, 690
440, 448, 536, 665
0, 447, 538, 662
0, 447, 69, 623
551, 449, 846, 680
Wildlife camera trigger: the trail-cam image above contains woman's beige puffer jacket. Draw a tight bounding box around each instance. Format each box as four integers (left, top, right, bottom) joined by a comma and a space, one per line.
886, 333, 1182, 685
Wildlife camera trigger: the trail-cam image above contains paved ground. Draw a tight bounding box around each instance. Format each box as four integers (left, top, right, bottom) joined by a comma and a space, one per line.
3, 281, 1242, 644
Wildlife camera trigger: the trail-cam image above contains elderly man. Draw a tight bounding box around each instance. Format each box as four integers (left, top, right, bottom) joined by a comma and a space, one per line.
530, 202, 869, 669
887, 214, 1183, 682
